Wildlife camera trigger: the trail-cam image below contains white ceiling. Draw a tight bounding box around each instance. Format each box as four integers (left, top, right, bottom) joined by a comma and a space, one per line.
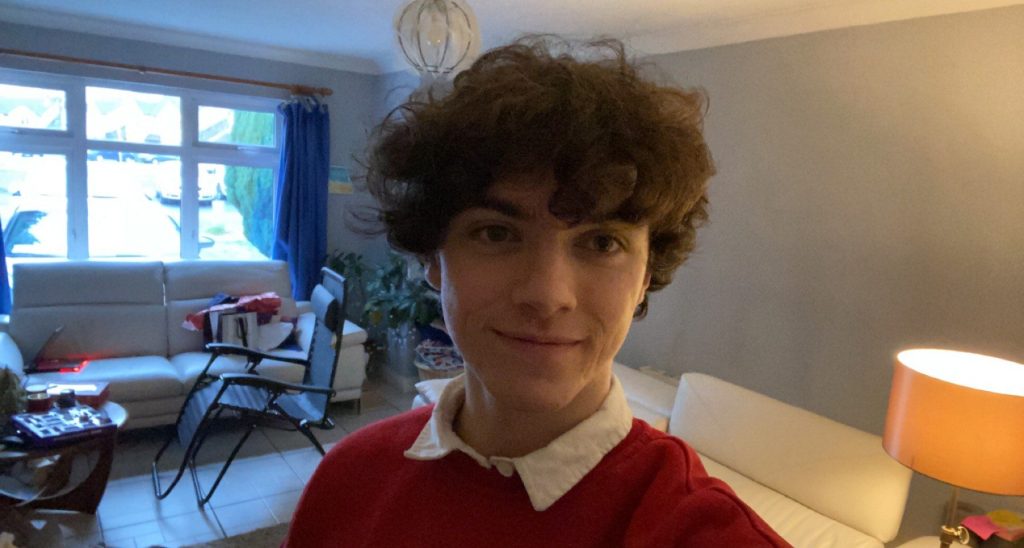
1, 0, 1021, 74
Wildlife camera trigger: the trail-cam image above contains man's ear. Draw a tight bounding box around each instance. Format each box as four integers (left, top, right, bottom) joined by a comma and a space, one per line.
425, 254, 441, 291
638, 270, 651, 307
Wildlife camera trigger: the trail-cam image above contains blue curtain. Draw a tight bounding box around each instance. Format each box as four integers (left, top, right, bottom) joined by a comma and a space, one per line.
273, 96, 330, 301
0, 219, 10, 314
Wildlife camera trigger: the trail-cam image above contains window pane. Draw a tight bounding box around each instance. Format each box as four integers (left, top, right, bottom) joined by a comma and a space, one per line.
87, 153, 182, 258
0, 84, 66, 131
198, 163, 272, 259
0, 152, 68, 279
198, 106, 275, 147
86, 87, 181, 145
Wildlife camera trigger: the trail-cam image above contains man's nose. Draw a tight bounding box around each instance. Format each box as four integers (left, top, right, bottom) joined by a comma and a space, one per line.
510, 244, 578, 317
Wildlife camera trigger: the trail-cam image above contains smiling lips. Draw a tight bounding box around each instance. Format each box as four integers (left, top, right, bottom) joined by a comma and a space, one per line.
494, 329, 582, 347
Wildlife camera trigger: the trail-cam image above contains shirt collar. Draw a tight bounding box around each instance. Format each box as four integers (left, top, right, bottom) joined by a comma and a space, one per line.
404, 372, 634, 511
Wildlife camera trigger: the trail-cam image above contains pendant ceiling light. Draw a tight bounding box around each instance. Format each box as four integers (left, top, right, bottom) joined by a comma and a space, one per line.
395, 0, 480, 79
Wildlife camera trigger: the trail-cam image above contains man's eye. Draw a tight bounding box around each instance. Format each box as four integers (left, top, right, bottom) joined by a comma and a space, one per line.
477, 225, 513, 243
586, 233, 622, 254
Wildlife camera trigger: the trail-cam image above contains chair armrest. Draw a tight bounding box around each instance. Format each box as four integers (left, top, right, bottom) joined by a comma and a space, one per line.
205, 342, 308, 366
220, 373, 335, 396
0, 333, 26, 379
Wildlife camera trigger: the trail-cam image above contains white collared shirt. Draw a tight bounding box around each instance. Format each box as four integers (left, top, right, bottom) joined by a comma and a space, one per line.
404, 373, 634, 511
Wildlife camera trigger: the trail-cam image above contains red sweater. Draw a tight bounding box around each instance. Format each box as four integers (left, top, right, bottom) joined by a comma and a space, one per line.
285, 405, 790, 547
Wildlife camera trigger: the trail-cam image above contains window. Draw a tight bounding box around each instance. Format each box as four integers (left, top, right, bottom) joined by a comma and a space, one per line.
0, 84, 66, 131
0, 71, 281, 280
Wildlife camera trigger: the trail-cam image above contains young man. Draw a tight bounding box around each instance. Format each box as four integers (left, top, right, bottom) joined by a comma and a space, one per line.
285, 37, 790, 547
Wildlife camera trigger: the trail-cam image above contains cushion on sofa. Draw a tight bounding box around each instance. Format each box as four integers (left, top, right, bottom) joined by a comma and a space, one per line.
10, 261, 168, 360
27, 355, 182, 402
670, 373, 912, 543
700, 455, 882, 548
12, 261, 164, 309
11, 304, 168, 361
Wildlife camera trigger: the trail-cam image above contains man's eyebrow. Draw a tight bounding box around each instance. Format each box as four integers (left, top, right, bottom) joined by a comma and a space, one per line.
472, 197, 528, 219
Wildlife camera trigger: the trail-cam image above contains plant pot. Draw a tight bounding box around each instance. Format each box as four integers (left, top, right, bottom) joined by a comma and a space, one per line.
386, 324, 421, 378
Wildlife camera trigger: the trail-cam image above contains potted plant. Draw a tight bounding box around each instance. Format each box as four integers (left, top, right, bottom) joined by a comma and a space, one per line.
361, 252, 442, 384
0, 366, 25, 423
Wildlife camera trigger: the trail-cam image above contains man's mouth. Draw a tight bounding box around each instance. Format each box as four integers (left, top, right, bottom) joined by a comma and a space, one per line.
493, 329, 582, 346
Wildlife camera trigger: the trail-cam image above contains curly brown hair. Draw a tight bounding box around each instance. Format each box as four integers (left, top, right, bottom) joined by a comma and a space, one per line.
364, 36, 715, 317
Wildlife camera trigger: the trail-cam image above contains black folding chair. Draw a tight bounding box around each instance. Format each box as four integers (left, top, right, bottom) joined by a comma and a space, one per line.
151, 267, 347, 506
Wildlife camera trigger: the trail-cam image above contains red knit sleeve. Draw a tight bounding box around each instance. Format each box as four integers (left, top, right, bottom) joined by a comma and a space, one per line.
624, 434, 792, 548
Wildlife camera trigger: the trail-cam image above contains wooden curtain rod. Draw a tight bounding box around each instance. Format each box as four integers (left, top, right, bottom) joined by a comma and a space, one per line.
0, 47, 333, 97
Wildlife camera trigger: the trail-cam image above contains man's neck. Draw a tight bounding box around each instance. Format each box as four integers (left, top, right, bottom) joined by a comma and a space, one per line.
454, 371, 612, 458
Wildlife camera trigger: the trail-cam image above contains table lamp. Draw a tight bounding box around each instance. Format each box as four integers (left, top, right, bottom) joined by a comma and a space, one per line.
883, 349, 1024, 547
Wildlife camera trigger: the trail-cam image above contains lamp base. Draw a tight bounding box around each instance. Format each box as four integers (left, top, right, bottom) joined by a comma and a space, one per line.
939, 525, 969, 548
939, 487, 972, 548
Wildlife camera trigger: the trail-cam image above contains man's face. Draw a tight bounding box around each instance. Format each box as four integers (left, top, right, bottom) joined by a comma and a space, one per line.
426, 172, 651, 413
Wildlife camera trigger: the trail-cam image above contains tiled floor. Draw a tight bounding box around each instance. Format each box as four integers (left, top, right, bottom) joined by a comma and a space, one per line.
29, 376, 414, 548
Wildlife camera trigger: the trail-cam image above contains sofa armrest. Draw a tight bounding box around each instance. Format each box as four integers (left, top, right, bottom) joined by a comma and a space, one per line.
612, 362, 677, 419
670, 373, 912, 543
0, 333, 25, 378
295, 300, 312, 316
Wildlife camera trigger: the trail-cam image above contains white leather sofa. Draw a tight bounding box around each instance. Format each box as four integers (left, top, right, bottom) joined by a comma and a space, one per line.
0, 260, 368, 429
613, 364, 914, 548
414, 363, 915, 548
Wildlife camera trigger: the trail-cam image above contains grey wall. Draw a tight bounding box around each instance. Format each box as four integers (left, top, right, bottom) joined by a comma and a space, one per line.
618, 5, 1024, 542
0, 21, 384, 257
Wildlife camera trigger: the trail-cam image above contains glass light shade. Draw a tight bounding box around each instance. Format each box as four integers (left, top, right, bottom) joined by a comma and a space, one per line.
395, 0, 480, 76
883, 348, 1024, 495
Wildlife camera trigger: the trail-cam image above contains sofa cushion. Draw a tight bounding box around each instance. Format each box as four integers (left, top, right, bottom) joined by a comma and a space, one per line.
27, 355, 182, 402
700, 455, 882, 548
670, 373, 912, 543
171, 351, 307, 392
11, 304, 168, 361
10, 261, 168, 360
12, 261, 164, 309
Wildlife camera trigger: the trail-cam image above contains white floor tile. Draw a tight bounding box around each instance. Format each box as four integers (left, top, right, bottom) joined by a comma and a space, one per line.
195, 453, 302, 508
100, 475, 212, 530
280, 446, 326, 484
156, 510, 223, 543
103, 519, 163, 544
213, 498, 277, 537
132, 531, 167, 547
263, 489, 303, 524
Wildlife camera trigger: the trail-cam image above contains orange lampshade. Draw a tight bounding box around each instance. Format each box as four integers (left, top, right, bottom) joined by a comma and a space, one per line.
883, 349, 1024, 495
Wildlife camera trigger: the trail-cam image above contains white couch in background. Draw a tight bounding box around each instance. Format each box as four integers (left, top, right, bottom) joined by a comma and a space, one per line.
0, 260, 368, 429
613, 364, 916, 548
415, 363, 915, 548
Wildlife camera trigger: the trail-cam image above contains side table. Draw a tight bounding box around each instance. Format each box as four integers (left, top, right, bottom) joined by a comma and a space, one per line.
0, 401, 128, 514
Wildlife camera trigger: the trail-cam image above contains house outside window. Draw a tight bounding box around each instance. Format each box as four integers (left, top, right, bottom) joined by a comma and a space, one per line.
0, 71, 281, 281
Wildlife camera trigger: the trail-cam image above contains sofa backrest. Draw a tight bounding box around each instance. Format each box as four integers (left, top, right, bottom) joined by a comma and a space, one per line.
10, 261, 168, 360
669, 373, 912, 543
163, 260, 297, 355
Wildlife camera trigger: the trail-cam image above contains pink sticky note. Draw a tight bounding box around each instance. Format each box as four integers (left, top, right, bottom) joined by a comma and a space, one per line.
962, 515, 999, 540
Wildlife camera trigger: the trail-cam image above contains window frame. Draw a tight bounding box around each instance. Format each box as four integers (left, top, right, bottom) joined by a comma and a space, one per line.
0, 67, 282, 263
